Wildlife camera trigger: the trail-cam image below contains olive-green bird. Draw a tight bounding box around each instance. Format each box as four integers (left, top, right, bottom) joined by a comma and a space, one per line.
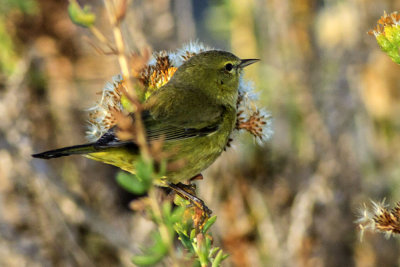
32, 51, 258, 185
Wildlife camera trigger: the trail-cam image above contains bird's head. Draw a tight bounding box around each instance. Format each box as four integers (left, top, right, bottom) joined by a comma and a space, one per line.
171, 50, 259, 107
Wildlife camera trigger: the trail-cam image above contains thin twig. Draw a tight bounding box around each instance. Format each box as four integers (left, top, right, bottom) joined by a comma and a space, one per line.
103, 0, 150, 160
89, 26, 117, 52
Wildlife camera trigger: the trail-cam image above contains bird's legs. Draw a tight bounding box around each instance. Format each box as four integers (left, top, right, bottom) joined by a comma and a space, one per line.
167, 176, 212, 229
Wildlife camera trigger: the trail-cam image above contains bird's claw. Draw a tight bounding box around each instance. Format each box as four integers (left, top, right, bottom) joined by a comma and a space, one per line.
167, 181, 212, 230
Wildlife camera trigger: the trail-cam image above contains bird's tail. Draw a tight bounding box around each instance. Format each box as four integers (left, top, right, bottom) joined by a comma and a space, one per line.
32, 143, 98, 159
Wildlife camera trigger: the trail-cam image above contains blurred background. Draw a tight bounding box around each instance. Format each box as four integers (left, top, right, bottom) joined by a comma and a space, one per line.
1, 0, 400, 266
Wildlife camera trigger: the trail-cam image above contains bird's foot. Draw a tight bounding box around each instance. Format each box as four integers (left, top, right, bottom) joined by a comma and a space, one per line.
167, 181, 212, 230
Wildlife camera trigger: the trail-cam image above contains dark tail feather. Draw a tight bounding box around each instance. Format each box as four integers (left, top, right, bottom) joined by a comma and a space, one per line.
32, 143, 98, 159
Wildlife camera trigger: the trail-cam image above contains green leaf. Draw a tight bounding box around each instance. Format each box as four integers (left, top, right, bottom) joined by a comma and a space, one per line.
190, 229, 196, 240
174, 194, 190, 207
136, 158, 154, 183
68, 1, 96, 28
173, 221, 186, 234
202, 215, 217, 233
198, 248, 209, 266
221, 254, 229, 261
162, 201, 172, 218
170, 206, 185, 223
116, 157, 156, 194
209, 247, 219, 258
131, 254, 164, 266
177, 231, 193, 250
132, 232, 169, 266
205, 236, 212, 250
211, 250, 229, 267
116, 172, 150, 194
0, 0, 38, 15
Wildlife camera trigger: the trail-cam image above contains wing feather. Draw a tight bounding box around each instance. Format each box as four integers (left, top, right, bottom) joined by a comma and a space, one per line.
92, 85, 224, 148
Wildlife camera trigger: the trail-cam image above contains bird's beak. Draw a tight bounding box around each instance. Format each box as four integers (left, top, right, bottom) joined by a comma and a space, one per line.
239, 58, 260, 68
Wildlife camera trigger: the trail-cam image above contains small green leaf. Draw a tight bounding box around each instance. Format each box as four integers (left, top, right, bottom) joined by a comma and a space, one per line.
203, 215, 217, 233
131, 253, 165, 266
68, 1, 96, 28
162, 201, 172, 218
209, 247, 219, 258
198, 249, 209, 266
132, 232, 169, 266
174, 194, 190, 207
116, 172, 150, 194
205, 236, 212, 250
211, 250, 229, 267
136, 158, 154, 183
170, 206, 185, 223
177, 231, 193, 250
173, 221, 186, 234
190, 229, 196, 240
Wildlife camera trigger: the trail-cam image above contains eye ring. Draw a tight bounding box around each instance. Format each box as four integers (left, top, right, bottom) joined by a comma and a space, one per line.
225, 63, 233, 71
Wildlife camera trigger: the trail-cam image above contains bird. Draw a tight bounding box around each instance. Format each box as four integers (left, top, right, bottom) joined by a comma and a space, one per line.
32, 50, 259, 205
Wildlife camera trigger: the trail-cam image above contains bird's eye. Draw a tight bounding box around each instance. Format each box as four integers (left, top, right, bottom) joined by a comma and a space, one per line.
225, 63, 233, 71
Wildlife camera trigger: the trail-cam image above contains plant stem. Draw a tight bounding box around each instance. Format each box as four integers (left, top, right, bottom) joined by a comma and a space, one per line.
148, 188, 179, 267
103, 0, 150, 160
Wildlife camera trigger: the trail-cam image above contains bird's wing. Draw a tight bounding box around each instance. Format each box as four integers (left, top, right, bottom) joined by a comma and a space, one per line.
92, 85, 224, 147
143, 110, 222, 142
143, 85, 224, 142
